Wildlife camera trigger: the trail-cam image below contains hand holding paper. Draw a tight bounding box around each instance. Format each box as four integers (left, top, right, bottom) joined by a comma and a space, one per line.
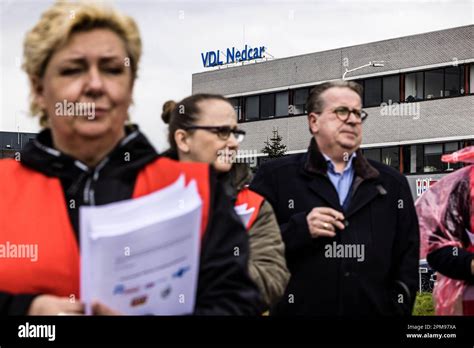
80, 175, 202, 315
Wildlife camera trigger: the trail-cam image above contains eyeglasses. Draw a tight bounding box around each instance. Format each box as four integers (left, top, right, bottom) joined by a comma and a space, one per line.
184, 125, 246, 143
332, 106, 368, 122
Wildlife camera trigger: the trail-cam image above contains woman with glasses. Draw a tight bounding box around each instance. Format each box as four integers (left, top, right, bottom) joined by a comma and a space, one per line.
161, 94, 290, 310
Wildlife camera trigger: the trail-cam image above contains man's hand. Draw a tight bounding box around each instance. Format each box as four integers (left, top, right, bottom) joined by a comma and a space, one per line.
28, 295, 84, 315
306, 207, 345, 238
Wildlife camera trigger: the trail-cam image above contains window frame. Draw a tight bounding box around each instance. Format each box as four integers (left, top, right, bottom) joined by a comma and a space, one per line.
275, 90, 290, 117
244, 95, 260, 121
382, 74, 401, 104
363, 77, 383, 107
291, 88, 309, 116
259, 92, 276, 119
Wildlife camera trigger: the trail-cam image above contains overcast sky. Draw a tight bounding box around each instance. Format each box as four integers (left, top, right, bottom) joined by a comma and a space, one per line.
1, 0, 473, 151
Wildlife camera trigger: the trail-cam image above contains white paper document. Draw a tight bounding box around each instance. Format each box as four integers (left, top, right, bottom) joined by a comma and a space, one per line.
80, 175, 202, 315
234, 203, 255, 228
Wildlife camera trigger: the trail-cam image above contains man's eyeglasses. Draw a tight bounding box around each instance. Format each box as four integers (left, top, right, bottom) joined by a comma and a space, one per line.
332, 106, 368, 122
184, 126, 246, 143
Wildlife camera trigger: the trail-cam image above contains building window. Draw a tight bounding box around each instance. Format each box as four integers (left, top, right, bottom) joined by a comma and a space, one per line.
402, 146, 411, 174
275, 91, 289, 117
245, 96, 259, 121
464, 139, 474, 147
381, 147, 399, 170
362, 148, 381, 162
402, 144, 423, 174
470, 64, 474, 93
293, 88, 308, 115
229, 98, 242, 121
363, 147, 400, 170
405, 72, 424, 102
444, 66, 464, 97
260, 93, 275, 119
423, 143, 443, 172
444, 141, 459, 153
364, 77, 382, 107
416, 145, 424, 173
382, 75, 400, 103
424, 69, 444, 99
443, 142, 460, 171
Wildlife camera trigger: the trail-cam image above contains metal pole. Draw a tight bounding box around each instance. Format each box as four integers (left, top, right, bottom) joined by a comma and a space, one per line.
419, 268, 422, 293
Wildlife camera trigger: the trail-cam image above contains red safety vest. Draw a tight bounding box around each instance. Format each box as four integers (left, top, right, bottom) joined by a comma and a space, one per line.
0, 157, 210, 299
235, 187, 264, 230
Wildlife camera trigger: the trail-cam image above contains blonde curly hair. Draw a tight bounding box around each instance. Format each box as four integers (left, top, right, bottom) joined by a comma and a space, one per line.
22, 0, 142, 126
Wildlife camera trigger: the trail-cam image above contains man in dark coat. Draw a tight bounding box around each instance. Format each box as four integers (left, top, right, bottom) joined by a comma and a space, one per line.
250, 80, 419, 316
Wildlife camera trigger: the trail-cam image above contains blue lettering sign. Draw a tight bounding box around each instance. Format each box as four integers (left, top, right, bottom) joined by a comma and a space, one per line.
201, 44, 266, 67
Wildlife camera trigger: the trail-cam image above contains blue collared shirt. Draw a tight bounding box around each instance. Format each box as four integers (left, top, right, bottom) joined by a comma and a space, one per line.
322, 152, 356, 207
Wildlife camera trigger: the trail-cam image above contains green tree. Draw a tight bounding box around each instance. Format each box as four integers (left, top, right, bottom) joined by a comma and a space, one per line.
261, 128, 287, 158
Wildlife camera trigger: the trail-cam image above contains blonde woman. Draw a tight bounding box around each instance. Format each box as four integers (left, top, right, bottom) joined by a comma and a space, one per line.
0, 1, 261, 315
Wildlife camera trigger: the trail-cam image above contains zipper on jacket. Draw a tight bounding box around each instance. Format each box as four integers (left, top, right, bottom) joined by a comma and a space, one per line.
82, 130, 138, 205
83, 157, 109, 206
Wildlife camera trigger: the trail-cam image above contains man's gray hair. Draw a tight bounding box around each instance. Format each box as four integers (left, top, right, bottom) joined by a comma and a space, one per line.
306, 80, 363, 114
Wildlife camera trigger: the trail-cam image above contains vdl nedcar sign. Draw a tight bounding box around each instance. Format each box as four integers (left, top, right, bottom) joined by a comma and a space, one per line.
201, 44, 265, 68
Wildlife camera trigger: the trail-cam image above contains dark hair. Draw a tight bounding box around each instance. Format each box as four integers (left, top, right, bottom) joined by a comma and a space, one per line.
306, 80, 363, 114
161, 93, 233, 153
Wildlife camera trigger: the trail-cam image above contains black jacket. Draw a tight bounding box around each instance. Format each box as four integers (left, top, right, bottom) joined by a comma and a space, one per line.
250, 138, 420, 316
0, 126, 261, 315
